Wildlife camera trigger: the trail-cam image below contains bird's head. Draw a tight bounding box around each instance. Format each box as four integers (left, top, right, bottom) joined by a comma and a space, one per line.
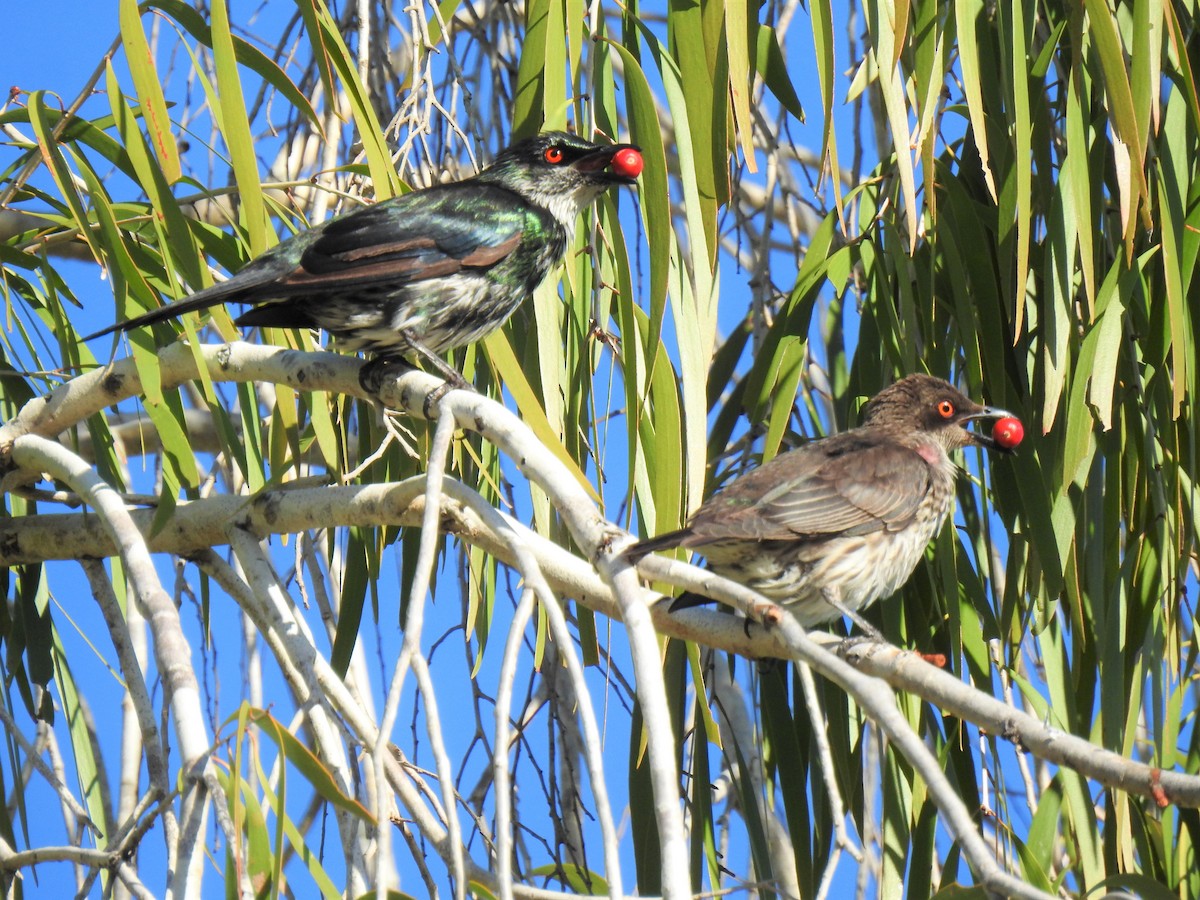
862, 374, 1020, 454
478, 131, 641, 228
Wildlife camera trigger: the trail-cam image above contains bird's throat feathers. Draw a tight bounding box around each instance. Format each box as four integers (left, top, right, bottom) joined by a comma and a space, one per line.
476, 165, 606, 233
914, 441, 951, 470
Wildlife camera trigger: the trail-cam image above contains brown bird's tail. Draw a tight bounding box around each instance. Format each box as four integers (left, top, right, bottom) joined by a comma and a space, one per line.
623, 528, 692, 562
666, 591, 715, 612
624, 530, 715, 611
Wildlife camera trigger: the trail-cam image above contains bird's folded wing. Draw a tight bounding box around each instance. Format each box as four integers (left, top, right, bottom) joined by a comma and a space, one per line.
272, 184, 528, 290
694, 440, 933, 542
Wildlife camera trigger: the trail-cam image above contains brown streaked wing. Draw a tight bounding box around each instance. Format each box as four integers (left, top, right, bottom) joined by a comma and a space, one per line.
687, 435, 933, 543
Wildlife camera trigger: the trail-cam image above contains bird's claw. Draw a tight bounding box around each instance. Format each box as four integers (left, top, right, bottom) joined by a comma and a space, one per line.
836, 633, 880, 660
359, 357, 472, 419
422, 382, 452, 418
358, 357, 414, 395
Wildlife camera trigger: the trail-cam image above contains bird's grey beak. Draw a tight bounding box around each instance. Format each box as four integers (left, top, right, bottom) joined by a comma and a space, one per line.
575, 143, 641, 184
963, 406, 1018, 453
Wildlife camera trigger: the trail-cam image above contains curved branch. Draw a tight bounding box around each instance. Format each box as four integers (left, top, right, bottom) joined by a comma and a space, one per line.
3, 433, 1199, 814
376, 407, 463, 899
7, 435, 213, 895
374, 370, 693, 898
0, 341, 692, 898
838, 640, 1199, 809
3, 343, 1197, 875
448, 480, 626, 898
77, 559, 177, 861
771, 616, 1054, 900
8, 437, 211, 766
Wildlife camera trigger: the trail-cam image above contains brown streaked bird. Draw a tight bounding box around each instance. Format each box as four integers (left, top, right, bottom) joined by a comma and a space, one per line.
627, 374, 1019, 627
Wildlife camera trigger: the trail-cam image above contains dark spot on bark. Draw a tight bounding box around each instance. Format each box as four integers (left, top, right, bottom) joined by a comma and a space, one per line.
253, 491, 283, 525
0, 529, 20, 560
1001, 718, 1024, 751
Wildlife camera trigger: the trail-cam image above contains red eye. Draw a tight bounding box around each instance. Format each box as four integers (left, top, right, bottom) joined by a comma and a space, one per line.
544, 146, 565, 164
937, 400, 956, 418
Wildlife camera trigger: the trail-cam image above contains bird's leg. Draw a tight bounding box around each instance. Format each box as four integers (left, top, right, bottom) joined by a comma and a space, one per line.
820, 589, 885, 643
395, 329, 476, 416
399, 330, 474, 392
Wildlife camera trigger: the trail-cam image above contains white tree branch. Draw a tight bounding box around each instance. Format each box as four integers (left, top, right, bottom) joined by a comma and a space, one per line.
2, 343, 1197, 898
7, 435, 212, 899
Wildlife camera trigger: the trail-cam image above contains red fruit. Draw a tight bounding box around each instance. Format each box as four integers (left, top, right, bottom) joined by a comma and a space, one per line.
992, 416, 1024, 449
611, 148, 643, 179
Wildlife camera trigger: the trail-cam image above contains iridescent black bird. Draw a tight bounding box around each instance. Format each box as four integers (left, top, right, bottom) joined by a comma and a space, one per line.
84, 132, 641, 386
627, 375, 1018, 627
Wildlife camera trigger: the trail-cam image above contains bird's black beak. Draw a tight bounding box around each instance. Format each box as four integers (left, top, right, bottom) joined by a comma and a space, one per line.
575, 143, 642, 184
962, 406, 1020, 454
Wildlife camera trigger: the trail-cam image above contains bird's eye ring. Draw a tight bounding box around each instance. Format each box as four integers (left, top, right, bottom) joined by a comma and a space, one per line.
937, 399, 956, 418
544, 147, 565, 164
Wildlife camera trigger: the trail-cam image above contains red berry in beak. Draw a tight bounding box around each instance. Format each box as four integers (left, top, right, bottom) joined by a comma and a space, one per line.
611, 147, 643, 179
992, 416, 1024, 449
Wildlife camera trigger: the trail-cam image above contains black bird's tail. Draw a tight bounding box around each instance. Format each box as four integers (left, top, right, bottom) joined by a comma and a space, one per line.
81, 279, 251, 342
